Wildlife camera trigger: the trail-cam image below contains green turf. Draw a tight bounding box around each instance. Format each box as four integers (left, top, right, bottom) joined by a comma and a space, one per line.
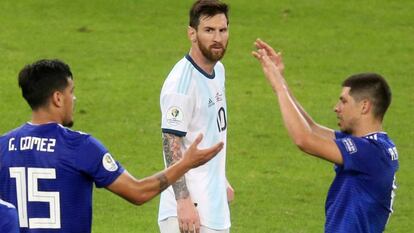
1, 0, 413, 232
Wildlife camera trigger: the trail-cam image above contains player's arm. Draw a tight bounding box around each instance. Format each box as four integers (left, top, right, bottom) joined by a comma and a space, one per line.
254, 39, 335, 139
106, 134, 223, 205
252, 40, 342, 164
163, 133, 190, 200
163, 132, 201, 233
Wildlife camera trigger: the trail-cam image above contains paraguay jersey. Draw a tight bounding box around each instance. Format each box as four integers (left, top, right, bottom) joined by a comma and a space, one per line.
325, 131, 399, 233
0, 199, 19, 233
159, 54, 230, 230
0, 123, 124, 233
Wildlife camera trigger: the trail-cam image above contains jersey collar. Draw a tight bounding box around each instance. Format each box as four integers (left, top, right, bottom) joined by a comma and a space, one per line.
185, 54, 216, 79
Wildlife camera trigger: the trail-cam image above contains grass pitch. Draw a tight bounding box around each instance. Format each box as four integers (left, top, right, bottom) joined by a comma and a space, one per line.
1, 0, 413, 232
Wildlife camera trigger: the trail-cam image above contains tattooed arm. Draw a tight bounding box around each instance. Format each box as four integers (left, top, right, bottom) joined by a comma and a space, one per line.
106, 134, 223, 206
163, 133, 190, 200
163, 132, 201, 232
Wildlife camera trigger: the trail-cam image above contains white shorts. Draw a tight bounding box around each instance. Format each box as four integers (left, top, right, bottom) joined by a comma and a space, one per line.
159, 217, 230, 233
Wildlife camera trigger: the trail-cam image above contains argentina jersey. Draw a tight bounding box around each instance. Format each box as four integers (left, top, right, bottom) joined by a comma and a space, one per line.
159, 54, 230, 230
0, 123, 124, 233
325, 131, 399, 233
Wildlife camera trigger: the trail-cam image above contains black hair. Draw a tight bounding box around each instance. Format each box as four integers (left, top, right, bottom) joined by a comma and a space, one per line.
18, 59, 73, 110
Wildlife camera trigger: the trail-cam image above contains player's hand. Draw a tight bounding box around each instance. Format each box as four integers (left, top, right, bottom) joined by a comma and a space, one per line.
226, 182, 234, 203
177, 197, 200, 233
252, 40, 285, 91
182, 134, 224, 169
254, 38, 285, 75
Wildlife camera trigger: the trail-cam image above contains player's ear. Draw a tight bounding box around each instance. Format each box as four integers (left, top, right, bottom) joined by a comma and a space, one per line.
188, 26, 196, 43
51, 91, 64, 108
360, 99, 371, 115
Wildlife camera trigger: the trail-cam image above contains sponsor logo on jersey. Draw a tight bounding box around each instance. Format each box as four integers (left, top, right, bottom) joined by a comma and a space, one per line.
342, 138, 357, 154
215, 92, 223, 102
166, 107, 184, 126
102, 153, 118, 172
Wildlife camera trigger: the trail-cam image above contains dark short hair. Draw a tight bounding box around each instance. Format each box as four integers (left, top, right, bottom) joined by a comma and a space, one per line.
18, 59, 73, 110
189, 0, 229, 29
342, 73, 391, 120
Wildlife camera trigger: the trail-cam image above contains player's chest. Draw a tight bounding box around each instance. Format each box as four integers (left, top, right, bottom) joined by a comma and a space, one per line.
193, 78, 226, 111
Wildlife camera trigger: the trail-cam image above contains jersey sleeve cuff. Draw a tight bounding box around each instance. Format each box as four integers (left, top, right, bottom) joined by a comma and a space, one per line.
161, 128, 187, 137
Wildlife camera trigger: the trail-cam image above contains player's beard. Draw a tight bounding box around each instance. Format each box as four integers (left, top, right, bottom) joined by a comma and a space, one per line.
198, 40, 227, 62
63, 121, 74, 128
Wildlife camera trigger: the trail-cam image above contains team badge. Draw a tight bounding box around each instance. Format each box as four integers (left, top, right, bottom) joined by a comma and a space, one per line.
102, 153, 118, 172
166, 107, 184, 126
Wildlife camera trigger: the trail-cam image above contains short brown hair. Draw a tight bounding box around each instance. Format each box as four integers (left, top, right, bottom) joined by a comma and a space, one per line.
189, 0, 229, 29
342, 73, 392, 120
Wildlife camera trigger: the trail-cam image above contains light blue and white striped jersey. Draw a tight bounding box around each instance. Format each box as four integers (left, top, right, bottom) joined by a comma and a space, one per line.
159, 54, 230, 230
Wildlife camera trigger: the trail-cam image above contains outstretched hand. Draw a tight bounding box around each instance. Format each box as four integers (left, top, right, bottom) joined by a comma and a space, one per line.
182, 134, 224, 168
252, 39, 285, 91
254, 39, 285, 74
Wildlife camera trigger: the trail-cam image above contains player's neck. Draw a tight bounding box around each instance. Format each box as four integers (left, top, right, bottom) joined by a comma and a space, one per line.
189, 48, 216, 75
353, 119, 383, 137
31, 108, 62, 125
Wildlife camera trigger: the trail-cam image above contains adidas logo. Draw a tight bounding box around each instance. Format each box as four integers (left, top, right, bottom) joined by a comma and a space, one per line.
208, 98, 215, 107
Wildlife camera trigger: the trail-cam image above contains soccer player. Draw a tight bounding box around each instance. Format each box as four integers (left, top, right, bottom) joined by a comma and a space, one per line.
0, 198, 19, 233
252, 39, 399, 233
0, 59, 224, 233
158, 0, 233, 232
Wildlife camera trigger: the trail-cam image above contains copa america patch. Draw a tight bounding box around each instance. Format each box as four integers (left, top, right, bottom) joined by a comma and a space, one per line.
166, 106, 184, 126
341, 138, 357, 154
102, 153, 118, 172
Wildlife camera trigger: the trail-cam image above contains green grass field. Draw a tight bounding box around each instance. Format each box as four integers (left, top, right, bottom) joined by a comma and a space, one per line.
1, 0, 413, 232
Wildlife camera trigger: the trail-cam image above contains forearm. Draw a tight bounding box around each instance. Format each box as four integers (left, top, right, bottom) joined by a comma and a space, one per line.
269, 74, 314, 148
127, 161, 191, 204
106, 158, 191, 205
162, 133, 191, 200
287, 88, 334, 138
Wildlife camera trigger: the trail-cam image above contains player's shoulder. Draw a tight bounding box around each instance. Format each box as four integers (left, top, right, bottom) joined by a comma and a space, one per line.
215, 60, 225, 71
335, 131, 381, 153
162, 56, 194, 95
0, 124, 27, 144
363, 132, 394, 148
55, 124, 97, 147
365, 132, 397, 155
1, 124, 25, 137
166, 56, 190, 79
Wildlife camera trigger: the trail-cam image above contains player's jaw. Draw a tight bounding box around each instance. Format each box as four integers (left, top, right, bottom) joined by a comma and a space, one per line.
198, 39, 227, 62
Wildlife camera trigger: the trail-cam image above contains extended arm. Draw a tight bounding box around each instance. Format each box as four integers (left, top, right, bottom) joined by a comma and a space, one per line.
106, 134, 223, 205
252, 39, 342, 164
254, 39, 334, 139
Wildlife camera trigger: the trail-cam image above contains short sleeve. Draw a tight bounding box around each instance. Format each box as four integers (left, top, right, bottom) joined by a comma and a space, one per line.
76, 136, 124, 188
334, 134, 383, 173
161, 92, 194, 136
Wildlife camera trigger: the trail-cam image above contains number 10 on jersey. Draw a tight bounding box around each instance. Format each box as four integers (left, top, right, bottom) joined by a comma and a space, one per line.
217, 107, 227, 132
